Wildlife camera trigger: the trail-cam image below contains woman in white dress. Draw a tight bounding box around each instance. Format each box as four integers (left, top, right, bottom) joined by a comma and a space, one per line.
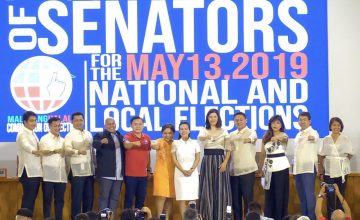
318, 117, 354, 219
172, 121, 200, 218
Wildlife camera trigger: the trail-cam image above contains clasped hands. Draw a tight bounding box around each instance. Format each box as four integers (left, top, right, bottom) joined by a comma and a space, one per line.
32, 148, 66, 157
180, 167, 195, 176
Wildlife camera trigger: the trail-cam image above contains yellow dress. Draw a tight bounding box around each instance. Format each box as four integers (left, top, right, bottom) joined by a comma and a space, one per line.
153, 139, 176, 198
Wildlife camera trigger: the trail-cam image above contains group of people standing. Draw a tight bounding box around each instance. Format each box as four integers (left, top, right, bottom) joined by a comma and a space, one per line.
151, 110, 354, 220
16, 109, 353, 220
17, 112, 94, 220
257, 112, 353, 220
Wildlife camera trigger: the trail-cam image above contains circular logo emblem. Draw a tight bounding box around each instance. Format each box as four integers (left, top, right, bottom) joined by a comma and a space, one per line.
10, 56, 73, 114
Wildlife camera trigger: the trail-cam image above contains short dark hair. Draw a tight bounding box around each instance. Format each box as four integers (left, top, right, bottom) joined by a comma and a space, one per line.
85, 211, 97, 220
16, 208, 33, 218
282, 215, 292, 220
248, 201, 262, 214
161, 124, 175, 133
74, 213, 89, 220
245, 211, 261, 220
23, 111, 37, 124
329, 117, 344, 132
298, 111, 311, 120
120, 208, 135, 220
183, 208, 198, 220
130, 116, 143, 124
71, 112, 84, 121
205, 108, 222, 129
48, 117, 61, 125
234, 111, 247, 119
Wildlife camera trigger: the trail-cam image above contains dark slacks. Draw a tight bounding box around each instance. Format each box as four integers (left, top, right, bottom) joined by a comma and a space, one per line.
294, 173, 316, 220
69, 171, 94, 220
323, 175, 347, 220
264, 168, 289, 220
19, 169, 41, 213
124, 176, 147, 209
42, 181, 66, 220
98, 178, 122, 216
230, 172, 255, 220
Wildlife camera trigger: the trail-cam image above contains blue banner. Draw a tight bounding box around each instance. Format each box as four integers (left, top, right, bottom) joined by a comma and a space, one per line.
0, 0, 328, 141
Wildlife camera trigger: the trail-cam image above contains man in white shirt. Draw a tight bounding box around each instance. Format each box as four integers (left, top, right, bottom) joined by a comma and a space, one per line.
17, 111, 47, 213
93, 117, 124, 217
39, 117, 67, 220
229, 112, 258, 220
65, 112, 94, 220
293, 112, 319, 220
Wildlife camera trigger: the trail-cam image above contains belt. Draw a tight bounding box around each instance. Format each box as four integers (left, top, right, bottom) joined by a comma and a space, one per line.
204, 149, 224, 155
266, 153, 285, 158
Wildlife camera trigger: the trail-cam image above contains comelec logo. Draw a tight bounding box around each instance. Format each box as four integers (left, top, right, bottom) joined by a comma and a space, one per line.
10, 56, 73, 114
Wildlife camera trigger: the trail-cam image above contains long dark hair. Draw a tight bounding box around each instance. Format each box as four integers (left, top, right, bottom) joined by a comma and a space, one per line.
262, 115, 285, 144
178, 121, 190, 139
205, 108, 222, 129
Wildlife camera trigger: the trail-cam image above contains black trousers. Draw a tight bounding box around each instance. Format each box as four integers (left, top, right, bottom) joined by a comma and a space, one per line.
19, 169, 41, 213
42, 181, 66, 220
264, 168, 289, 220
69, 171, 94, 220
230, 172, 255, 220
323, 175, 347, 220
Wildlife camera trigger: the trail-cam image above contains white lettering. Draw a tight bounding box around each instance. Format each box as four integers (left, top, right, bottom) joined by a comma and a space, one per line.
73, 1, 101, 53
143, 0, 175, 53
38, 1, 68, 54
207, 0, 238, 53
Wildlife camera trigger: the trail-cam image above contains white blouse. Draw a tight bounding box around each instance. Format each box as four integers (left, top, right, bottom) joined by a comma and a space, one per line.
264, 140, 290, 172
39, 132, 67, 183
64, 129, 94, 176
16, 127, 42, 178
197, 127, 230, 150
229, 127, 258, 176
319, 134, 353, 179
293, 126, 320, 175
172, 139, 201, 172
